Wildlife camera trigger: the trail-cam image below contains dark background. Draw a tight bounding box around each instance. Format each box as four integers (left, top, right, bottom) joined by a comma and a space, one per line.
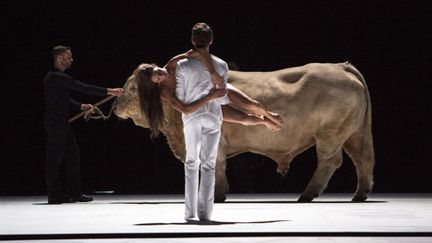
1, 0, 431, 196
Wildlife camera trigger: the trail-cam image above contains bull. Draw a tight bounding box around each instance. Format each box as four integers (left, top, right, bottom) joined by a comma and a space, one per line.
113, 62, 375, 202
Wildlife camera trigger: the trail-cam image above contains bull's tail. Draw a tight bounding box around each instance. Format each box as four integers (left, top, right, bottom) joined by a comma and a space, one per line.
343, 62, 372, 133
341, 62, 375, 201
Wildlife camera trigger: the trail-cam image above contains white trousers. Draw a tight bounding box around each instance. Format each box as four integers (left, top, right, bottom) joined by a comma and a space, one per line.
183, 115, 221, 221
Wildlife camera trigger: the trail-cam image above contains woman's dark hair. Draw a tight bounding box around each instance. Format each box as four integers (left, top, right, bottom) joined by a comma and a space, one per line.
134, 63, 165, 138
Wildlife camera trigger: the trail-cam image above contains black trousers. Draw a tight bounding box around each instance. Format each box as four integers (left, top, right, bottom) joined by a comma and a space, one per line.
44, 123, 82, 199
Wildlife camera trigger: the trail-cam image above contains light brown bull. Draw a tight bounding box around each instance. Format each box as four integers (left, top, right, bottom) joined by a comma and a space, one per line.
113, 62, 375, 202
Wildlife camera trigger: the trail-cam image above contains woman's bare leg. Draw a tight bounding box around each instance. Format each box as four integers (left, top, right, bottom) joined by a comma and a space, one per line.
222, 106, 280, 131
227, 85, 283, 126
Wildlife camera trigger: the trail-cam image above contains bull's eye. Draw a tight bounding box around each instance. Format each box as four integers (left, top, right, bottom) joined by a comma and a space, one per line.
129, 84, 137, 92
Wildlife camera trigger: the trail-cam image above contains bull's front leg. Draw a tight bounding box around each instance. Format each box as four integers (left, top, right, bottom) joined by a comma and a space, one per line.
214, 148, 229, 203
299, 138, 343, 202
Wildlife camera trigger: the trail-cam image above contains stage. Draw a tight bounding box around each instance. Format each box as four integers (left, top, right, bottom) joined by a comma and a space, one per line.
1, 194, 431, 242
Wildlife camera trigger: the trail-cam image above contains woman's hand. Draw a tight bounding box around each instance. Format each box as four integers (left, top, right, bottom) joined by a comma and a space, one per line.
211, 73, 226, 89
186, 49, 225, 88
185, 49, 208, 61
185, 49, 199, 58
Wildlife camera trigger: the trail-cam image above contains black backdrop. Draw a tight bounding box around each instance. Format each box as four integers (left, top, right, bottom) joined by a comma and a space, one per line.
1, 0, 431, 196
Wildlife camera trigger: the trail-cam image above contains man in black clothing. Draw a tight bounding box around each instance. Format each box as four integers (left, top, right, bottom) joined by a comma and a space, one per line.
44, 45, 124, 204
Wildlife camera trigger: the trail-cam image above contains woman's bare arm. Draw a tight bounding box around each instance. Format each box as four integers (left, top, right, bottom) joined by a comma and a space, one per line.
163, 89, 227, 115
164, 49, 226, 88
163, 51, 191, 75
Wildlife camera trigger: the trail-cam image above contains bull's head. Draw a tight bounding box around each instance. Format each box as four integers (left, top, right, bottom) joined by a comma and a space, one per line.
112, 74, 149, 128
112, 68, 186, 161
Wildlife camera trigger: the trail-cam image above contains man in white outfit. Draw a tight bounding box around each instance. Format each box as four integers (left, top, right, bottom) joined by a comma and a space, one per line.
176, 23, 230, 221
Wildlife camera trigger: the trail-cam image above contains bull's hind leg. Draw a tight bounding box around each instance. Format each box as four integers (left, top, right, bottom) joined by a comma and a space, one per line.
298, 137, 343, 202
343, 132, 375, 202
214, 153, 229, 203
215, 160, 229, 202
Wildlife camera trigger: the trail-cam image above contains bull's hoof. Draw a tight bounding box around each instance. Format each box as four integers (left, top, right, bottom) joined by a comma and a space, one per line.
297, 195, 313, 203
352, 194, 368, 202
214, 194, 226, 203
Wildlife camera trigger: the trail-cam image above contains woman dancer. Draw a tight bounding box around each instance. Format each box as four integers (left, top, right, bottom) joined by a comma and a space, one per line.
135, 49, 283, 137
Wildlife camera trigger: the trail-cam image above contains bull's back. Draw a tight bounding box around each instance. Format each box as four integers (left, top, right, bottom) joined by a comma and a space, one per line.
223, 63, 367, 156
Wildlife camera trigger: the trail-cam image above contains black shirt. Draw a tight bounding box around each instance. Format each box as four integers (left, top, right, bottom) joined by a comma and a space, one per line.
44, 68, 107, 124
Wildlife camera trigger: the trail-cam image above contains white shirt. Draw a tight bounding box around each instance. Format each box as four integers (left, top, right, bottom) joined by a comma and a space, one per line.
175, 55, 230, 124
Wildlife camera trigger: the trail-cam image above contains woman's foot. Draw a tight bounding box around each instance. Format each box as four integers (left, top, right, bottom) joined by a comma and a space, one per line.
266, 111, 283, 126
263, 117, 281, 131
250, 103, 283, 126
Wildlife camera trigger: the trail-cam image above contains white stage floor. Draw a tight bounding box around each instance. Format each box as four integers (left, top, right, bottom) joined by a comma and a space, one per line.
1, 194, 431, 242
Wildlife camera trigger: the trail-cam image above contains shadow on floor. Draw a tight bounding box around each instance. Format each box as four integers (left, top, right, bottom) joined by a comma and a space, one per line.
223, 200, 388, 204
135, 219, 290, 226
111, 200, 387, 204
32, 200, 387, 205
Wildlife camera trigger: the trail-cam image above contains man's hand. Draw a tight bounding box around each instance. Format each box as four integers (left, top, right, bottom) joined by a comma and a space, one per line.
107, 88, 124, 97
81, 104, 96, 117
80, 104, 99, 120
80, 104, 94, 111
207, 88, 227, 100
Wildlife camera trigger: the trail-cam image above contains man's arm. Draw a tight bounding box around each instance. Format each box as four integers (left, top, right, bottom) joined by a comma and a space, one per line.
60, 73, 124, 97
70, 98, 82, 111
60, 73, 107, 96
70, 99, 96, 114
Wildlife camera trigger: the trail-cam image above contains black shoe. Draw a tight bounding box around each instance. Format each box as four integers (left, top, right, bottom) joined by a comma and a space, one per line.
72, 194, 93, 202
48, 196, 74, 204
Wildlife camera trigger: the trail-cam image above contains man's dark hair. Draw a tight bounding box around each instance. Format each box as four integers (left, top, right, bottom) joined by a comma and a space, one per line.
52, 45, 71, 60
191, 23, 213, 48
